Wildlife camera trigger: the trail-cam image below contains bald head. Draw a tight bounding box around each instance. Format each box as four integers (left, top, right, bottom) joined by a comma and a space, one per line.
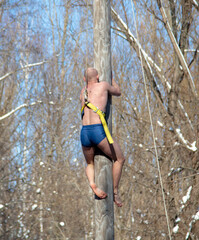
84, 68, 98, 82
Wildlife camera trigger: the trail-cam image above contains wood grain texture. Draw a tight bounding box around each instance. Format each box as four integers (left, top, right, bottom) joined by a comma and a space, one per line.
93, 0, 114, 239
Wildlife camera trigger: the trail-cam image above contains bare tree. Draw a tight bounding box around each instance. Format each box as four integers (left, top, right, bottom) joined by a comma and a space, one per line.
110, 0, 198, 239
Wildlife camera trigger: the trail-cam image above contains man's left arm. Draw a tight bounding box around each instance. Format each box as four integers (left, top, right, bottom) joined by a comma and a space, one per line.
106, 79, 121, 96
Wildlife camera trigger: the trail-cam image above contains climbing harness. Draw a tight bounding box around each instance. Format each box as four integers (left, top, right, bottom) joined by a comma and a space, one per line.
131, 0, 172, 239
81, 75, 114, 145
81, 101, 114, 144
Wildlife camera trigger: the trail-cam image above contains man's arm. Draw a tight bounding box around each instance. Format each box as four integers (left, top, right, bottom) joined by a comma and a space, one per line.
106, 78, 121, 96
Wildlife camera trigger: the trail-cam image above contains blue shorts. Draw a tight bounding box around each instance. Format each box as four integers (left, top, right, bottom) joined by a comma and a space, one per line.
80, 124, 106, 147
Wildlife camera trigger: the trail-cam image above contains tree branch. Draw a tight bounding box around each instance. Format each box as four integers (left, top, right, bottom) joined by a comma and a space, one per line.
157, 0, 197, 98
111, 7, 164, 103
0, 60, 47, 82
0, 101, 42, 121
191, 0, 199, 10
111, 7, 197, 151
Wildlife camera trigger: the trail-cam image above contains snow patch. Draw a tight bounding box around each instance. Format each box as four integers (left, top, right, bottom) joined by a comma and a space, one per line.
31, 204, 38, 211
59, 222, 65, 227
173, 225, 179, 233
174, 142, 180, 146
192, 211, 199, 221
182, 186, 192, 204
176, 128, 187, 144
168, 167, 182, 177
36, 188, 41, 194
189, 141, 197, 151
185, 211, 199, 239
176, 129, 197, 152
136, 236, 141, 240
157, 120, 163, 127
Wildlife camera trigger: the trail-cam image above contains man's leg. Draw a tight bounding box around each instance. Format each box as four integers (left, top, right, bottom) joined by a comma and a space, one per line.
82, 146, 107, 199
97, 138, 125, 207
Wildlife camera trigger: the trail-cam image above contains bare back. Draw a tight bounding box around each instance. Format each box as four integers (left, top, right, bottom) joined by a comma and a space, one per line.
80, 81, 109, 125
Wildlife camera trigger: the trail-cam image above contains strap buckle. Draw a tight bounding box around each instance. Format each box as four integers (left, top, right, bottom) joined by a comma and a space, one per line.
93, 107, 99, 113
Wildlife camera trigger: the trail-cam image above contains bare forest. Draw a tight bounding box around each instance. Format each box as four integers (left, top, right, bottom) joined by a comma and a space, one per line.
0, 0, 198, 239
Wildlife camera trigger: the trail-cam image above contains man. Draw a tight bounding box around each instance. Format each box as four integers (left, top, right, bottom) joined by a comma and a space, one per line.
80, 67, 125, 207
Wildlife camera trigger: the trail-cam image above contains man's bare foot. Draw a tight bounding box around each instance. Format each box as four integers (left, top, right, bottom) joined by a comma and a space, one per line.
90, 183, 107, 199
114, 192, 123, 207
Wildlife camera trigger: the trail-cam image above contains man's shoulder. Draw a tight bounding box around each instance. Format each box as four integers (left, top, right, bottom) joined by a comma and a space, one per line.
98, 81, 110, 88
80, 86, 86, 93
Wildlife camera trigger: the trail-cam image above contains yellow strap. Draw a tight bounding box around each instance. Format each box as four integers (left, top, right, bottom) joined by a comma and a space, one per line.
81, 102, 114, 144
81, 104, 85, 114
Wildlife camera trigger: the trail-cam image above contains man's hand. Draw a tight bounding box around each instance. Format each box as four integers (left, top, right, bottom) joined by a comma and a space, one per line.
111, 78, 121, 96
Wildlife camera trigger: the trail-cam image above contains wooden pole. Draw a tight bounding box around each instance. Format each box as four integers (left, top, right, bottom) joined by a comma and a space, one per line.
93, 0, 114, 239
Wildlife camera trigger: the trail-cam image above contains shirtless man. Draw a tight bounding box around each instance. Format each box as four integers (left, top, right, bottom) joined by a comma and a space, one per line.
80, 67, 125, 207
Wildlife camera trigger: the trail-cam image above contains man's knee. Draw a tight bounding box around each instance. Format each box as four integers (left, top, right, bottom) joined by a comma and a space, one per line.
118, 156, 125, 165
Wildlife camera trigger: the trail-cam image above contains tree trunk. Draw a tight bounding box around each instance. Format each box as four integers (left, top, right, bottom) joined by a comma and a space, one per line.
93, 0, 114, 239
